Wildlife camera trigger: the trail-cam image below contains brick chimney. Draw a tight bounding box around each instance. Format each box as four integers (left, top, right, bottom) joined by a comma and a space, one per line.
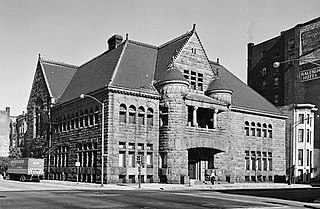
107, 34, 123, 50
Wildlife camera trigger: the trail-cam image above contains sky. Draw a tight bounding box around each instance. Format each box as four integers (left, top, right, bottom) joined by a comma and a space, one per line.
1, 0, 320, 116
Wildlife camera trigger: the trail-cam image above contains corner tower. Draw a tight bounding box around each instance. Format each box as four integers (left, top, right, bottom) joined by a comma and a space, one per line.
155, 64, 190, 184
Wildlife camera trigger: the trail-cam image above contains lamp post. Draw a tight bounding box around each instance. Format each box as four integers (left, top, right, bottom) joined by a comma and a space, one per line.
80, 93, 105, 187
273, 57, 320, 68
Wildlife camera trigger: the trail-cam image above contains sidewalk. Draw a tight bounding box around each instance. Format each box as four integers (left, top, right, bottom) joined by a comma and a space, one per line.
41, 180, 314, 191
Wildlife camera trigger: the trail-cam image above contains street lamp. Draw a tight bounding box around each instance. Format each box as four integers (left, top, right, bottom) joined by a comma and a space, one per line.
273, 57, 320, 68
80, 93, 105, 187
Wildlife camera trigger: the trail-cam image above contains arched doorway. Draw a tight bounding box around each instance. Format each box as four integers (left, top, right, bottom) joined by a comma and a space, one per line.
188, 148, 223, 181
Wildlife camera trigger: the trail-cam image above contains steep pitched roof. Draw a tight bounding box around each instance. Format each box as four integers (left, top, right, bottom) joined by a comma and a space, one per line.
40, 59, 77, 99
210, 61, 284, 116
154, 31, 193, 82
58, 43, 125, 104
110, 40, 158, 93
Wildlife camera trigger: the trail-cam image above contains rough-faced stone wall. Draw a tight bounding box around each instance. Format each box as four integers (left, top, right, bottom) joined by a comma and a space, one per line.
26, 61, 50, 157
215, 109, 286, 183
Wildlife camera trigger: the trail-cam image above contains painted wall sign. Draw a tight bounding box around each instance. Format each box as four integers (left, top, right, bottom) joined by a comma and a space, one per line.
300, 21, 320, 56
300, 67, 320, 82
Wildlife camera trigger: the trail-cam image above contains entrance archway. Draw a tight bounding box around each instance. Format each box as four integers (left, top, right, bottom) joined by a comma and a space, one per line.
188, 148, 223, 181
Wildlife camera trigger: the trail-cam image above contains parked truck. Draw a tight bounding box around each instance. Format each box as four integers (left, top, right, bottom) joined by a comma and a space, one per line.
6, 158, 44, 182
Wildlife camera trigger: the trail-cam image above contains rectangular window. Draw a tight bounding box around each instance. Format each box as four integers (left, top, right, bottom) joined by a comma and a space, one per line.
138, 143, 144, 150
273, 77, 279, 87
147, 153, 152, 167
307, 129, 310, 142
298, 129, 304, 142
251, 157, 256, 170
268, 158, 272, 171
298, 149, 303, 166
307, 149, 310, 166
263, 158, 267, 171
245, 157, 250, 170
128, 152, 135, 167
299, 114, 304, 124
307, 114, 310, 124
119, 152, 125, 167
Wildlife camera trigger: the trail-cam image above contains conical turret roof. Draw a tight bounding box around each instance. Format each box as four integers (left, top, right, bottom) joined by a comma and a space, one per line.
205, 77, 232, 94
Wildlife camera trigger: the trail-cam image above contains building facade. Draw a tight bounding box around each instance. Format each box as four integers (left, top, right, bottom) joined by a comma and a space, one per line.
247, 17, 320, 182
279, 104, 317, 183
26, 26, 287, 184
0, 107, 10, 157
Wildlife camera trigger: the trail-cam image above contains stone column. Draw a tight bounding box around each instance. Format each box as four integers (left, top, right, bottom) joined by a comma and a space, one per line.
193, 107, 198, 127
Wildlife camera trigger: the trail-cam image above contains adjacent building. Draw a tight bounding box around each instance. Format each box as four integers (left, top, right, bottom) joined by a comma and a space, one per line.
247, 17, 320, 182
0, 107, 11, 157
26, 25, 287, 184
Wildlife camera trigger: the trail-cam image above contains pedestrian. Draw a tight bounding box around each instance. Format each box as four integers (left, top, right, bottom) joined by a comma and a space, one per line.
210, 171, 215, 185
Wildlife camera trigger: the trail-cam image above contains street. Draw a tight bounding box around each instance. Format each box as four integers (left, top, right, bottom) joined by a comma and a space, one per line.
0, 180, 319, 209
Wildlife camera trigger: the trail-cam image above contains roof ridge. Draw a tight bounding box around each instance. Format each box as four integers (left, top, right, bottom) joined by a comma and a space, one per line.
128, 40, 157, 49
41, 58, 78, 69
158, 30, 193, 49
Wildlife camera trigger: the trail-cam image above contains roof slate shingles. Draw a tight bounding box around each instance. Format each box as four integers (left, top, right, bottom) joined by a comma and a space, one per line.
41, 60, 77, 99
210, 61, 283, 115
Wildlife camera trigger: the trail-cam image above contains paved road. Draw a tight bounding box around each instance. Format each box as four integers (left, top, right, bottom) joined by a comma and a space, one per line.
0, 180, 319, 209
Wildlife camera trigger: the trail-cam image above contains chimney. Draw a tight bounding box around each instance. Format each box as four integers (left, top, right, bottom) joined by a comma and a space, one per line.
107, 34, 123, 50
6, 107, 10, 115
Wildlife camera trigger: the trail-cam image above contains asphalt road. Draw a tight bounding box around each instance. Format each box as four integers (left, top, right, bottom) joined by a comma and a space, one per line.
0, 180, 319, 209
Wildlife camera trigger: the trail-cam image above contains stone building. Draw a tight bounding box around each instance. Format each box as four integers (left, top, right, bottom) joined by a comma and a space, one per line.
27, 25, 287, 184
26, 56, 77, 158
247, 16, 320, 181
0, 107, 10, 157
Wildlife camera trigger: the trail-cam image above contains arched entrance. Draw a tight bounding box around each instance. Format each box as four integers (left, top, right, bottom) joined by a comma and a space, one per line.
188, 148, 223, 181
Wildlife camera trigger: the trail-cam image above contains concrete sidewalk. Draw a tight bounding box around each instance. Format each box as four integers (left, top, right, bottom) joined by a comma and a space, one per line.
41, 180, 314, 191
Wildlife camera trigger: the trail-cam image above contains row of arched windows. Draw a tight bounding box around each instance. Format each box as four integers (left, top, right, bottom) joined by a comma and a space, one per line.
119, 104, 154, 126
245, 121, 273, 138
54, 106, 100, 133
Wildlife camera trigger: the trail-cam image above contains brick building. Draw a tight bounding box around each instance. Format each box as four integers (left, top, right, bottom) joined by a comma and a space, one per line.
27, 25, 287, 184
247, 17, 320, 182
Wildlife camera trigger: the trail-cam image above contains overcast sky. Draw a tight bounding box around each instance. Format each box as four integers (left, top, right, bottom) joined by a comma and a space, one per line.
1, 0, 320, 116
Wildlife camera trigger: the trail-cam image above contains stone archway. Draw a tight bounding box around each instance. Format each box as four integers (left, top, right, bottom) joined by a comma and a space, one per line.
188, 148, 222, 181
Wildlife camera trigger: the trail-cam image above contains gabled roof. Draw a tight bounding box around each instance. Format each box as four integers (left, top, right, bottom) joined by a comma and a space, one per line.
154, 31, 193, 82
210, 61, 284, 116
40, 59, 77, 99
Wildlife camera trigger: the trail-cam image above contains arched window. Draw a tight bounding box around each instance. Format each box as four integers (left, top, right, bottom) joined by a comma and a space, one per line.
245, 121, 250, 136
129, 105, 136, 124
89, 108, 94, 126
79, 111, 84, 127
75, 113, 79, 129
58, 117, 62, 132
63, 116, 67, 131
138, 106, 145, 125
119, 104, 127, 123
268, 124, 273, 138
71, 113, 75, 129
94, 106, 99, 124
147, 108, 154, 127
67, 115, 71, 131
251, 122, 256, 136
262, 123, 267, 137
84, 109, 89, 126
257, 123, 261, 137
